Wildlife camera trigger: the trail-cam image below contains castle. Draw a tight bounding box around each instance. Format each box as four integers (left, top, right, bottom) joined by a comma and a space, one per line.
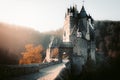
44, 4, 96, 68
59, 4, 96, 66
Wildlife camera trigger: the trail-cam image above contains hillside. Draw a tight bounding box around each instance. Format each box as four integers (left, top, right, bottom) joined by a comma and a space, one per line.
0, 21, 119, 65
0, 23, 62, 64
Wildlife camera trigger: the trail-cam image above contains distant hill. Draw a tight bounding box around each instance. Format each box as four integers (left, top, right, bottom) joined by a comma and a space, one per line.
0, 21, 119, 64
0, 22, 62, 64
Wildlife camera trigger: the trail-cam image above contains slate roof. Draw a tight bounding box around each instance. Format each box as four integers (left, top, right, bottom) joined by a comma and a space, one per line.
79, 6, 87, 18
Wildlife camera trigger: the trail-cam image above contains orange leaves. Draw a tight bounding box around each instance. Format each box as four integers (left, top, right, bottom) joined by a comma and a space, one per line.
51, 48, 59, 58
19, 44, 43, 64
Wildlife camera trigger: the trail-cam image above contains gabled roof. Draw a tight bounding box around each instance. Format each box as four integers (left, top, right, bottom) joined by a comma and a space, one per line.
79, 6, 87, 18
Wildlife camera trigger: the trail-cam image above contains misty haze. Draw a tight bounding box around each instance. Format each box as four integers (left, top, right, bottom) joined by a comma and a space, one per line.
0, 0, 120, 80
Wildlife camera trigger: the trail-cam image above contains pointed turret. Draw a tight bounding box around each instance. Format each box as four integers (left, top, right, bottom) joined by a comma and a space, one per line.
79, 6, 87, 18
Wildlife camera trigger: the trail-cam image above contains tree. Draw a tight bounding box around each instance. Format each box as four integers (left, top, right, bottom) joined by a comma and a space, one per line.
19, 44, 43, 64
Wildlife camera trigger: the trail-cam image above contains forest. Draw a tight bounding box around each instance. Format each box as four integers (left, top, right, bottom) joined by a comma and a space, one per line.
0, 21, 119, 65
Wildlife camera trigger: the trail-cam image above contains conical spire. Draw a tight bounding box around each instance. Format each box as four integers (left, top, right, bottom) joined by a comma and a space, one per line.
79, 6, 87, 18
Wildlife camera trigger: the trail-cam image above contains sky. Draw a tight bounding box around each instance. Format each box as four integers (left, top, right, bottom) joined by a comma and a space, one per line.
0, 0, 119, 32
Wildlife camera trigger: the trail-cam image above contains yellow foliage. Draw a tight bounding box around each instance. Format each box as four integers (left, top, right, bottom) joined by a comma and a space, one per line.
19, 44, 43, 64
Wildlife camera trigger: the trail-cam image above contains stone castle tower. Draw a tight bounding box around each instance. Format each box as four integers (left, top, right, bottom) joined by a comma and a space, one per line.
62, 5, 96, 65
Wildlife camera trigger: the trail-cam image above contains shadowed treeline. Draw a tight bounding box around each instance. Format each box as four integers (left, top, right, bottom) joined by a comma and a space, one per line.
94, 21, 120, 57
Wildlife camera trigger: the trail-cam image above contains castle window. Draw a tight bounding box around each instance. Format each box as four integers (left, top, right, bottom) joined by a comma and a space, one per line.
64, 31, 66, 36
77, 29, 82, 37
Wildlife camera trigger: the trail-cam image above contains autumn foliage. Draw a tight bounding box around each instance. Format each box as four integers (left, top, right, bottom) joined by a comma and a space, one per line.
51, 48, 59, 58
19, 44, 43, 64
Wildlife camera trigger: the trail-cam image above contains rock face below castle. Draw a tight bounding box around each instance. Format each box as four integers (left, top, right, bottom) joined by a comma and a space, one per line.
62, 5, 96, 65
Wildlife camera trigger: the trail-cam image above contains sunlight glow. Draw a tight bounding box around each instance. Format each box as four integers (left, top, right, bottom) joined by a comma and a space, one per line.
0, 0, 119, 32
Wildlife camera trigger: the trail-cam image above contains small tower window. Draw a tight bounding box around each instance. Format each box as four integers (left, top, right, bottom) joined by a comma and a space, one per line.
77, 29, 82, 37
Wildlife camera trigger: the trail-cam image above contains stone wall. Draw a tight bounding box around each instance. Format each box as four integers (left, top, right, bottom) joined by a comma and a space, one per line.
0, 61, 59, 78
